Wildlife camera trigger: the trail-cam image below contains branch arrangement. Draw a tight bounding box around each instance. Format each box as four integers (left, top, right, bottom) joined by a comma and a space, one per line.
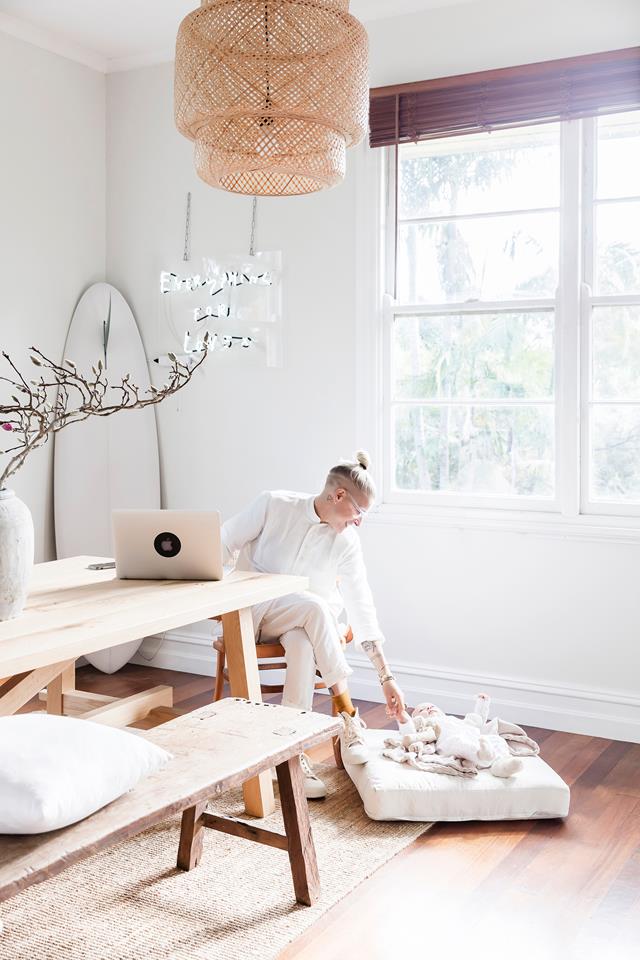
0, 334, 211, 489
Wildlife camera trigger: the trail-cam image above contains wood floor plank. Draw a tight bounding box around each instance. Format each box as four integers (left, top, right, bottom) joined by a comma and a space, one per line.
539, 730, 613, 785
600, 742, 640, 798
569, 739, 631, 792
582, 842, 640, 953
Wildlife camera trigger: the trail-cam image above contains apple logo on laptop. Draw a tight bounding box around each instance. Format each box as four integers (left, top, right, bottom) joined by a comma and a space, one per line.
153, 531, 182, 558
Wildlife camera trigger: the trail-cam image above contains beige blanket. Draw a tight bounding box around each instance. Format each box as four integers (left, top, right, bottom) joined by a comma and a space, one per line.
382, 741, 478, 777
492, 717, 539, 756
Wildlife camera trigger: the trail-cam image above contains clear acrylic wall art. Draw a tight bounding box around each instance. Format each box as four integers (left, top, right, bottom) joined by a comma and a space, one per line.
158, 251, 282, 368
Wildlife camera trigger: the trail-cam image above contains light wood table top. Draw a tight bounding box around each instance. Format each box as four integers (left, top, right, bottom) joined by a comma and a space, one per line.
0, 556, 307, 676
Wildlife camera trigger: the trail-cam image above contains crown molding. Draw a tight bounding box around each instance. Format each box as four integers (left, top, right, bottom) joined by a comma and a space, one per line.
0, 12, 107, 72
107, 47, 175, 74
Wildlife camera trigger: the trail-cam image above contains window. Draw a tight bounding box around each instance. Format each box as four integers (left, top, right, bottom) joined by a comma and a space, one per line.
382, 111, 640, 515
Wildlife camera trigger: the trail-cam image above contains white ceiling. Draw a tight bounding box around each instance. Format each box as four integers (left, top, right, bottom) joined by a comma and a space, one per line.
0, 0, 473, 72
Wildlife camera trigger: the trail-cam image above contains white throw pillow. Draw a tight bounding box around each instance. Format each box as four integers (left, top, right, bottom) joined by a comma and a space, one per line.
344, 729, 570, 822
0, 713, 172, 834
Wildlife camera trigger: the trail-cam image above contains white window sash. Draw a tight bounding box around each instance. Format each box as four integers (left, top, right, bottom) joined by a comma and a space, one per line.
397, 205, 559, 226
556, 118, 582, 518
580, 117, 640, 517
383, 298, 561, 512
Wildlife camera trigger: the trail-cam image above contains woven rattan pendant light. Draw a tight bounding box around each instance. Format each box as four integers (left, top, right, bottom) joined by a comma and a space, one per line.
175, 1, 369, 196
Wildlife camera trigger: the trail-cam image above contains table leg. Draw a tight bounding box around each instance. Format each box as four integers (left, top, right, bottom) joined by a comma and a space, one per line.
46, 662, 76, 715
221, 607, 276, 818
0, 660, 75, 716
276, 756, 321, 906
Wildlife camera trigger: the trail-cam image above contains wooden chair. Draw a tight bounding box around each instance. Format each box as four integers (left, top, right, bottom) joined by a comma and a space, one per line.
211, 620, 353, 769
212, 623, 353, 702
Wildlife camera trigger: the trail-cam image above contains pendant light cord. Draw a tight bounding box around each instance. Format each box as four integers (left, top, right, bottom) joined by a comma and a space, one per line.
249, 196, 258, 256
183, 191, 192, 262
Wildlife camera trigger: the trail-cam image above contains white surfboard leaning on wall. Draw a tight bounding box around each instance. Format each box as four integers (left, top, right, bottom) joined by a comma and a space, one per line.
54, 282, 161, 673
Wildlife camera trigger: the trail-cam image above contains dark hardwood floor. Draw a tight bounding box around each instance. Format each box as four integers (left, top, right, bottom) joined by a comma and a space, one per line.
25, 663, 640, 960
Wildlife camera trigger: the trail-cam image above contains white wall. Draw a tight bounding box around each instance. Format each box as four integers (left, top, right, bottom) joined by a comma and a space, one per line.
368, 0, 640, 87
109, 0, 640, 740
0, 32, 105, 561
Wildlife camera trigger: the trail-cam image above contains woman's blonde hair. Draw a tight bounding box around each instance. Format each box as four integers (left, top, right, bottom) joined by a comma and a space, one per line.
326, 450, 376, 501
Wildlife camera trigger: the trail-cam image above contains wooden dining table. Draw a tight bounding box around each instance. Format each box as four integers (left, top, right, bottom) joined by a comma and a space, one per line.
0, 556, 308, 818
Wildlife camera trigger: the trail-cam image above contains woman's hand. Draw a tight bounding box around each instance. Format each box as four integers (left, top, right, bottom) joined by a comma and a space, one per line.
382, 678, 407, 719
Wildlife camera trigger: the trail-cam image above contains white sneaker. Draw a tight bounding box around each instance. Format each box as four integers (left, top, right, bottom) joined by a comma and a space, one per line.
339, 709, 368, 765
271, 754, 327, 798
299, 753, 327, 800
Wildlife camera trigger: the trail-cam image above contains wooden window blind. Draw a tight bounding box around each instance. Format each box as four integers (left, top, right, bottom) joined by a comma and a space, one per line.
369, 47, 640, 147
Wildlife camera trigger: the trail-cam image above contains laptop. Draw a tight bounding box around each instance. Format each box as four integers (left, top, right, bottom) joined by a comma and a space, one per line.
112, 510, 223, 581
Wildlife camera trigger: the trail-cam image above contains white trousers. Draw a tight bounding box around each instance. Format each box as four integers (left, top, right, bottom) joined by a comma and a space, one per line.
252, 594, 353, 712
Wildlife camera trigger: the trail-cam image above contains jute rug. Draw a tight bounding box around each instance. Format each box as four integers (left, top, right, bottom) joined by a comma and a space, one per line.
0, 764, 431, 960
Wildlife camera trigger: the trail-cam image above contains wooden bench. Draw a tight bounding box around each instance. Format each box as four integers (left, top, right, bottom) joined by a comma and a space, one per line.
0, 699, 341, 919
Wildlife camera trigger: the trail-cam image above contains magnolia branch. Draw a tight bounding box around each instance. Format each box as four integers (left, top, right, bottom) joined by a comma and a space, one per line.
0, 336, 211, 488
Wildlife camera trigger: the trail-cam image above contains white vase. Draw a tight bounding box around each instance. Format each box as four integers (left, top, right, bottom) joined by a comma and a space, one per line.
0, 488, 35, 621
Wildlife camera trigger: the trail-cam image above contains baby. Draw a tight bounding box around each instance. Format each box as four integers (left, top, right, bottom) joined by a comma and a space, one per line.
407, 694, 523, 778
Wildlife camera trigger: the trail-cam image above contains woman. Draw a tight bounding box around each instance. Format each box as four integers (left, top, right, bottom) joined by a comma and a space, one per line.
221, 451, 406, 798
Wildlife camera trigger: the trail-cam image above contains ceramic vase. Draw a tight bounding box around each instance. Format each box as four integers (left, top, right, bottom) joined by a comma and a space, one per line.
0, 488, 34, 620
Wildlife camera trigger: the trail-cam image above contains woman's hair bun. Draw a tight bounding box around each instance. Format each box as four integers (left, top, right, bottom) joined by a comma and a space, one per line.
355, 449, 370, 470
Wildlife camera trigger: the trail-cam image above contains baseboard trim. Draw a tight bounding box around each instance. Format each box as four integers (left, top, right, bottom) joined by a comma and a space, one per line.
131, 625, 219, 676
131, 630, 640, 744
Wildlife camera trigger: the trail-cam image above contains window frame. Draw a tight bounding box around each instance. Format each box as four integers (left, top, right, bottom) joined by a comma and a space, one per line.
354, 115, 640, 533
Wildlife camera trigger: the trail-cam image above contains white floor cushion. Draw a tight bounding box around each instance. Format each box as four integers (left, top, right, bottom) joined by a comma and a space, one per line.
0, 713, 171, 834
344, 729, 570, 822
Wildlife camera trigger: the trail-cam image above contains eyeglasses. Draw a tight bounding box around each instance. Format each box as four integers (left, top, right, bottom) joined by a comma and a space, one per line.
344, 490, 369, 520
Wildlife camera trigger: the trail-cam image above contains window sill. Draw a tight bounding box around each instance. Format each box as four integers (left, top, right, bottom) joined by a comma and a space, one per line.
367, 502, 640, 544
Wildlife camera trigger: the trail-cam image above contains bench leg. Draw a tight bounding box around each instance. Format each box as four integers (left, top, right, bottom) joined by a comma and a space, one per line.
177, 801, 207, 871
276, 756, 321, 906
222, 607, 276, 819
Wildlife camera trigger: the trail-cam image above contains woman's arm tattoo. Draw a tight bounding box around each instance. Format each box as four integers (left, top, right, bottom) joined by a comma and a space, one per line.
361, 640, 391, 683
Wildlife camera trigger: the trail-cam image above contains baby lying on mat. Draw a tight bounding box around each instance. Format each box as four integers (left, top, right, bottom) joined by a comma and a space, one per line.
383, 693, 539, 778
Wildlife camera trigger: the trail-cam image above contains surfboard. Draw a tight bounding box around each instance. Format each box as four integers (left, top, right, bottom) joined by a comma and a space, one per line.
54, 283, 161, 673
